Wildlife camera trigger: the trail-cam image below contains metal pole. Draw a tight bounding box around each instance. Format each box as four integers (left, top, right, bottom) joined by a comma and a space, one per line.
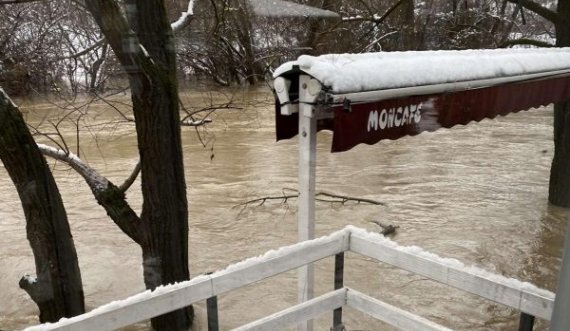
297, 75, 321, 331
332, 253, 345, 331
517, 313, 534, 331
550, 214, 570, 331
207, 296, 219, 331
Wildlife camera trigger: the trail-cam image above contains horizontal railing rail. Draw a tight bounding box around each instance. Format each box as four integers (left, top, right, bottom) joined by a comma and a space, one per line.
350, 232, 554, 320
25, 226, 555, 331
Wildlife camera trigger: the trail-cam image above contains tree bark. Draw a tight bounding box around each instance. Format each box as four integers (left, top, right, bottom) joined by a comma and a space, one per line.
0, 88, 85, 322
130, 1, 191, 329
83, 1, 192, 329
549, 0, 570, 207
398, 0, 415, 50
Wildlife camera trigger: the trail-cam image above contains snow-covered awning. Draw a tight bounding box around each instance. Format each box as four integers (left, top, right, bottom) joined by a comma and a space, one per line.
273, 48, 570, 152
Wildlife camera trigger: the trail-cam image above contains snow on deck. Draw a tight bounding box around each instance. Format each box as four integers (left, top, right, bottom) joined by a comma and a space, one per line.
24, 226, 554, 330
273, 48, 570, 94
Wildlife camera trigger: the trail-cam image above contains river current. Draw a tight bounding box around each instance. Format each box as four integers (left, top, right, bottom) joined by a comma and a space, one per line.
0, 88, 568, 330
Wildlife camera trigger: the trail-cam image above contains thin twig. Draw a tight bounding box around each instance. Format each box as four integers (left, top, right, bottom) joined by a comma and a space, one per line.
233, 194, 298, 208
234, 190, 386, 208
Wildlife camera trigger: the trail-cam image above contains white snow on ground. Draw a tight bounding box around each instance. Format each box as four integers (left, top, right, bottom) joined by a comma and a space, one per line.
24, 226, 554, 330
274, 48, 570, 94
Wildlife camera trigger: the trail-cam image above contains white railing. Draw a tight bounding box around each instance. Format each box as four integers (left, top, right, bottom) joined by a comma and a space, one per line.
25, 226, 555, 331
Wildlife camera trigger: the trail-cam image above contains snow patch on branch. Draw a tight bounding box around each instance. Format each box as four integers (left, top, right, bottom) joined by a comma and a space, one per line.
171, 0, 195, 32
37, 144, 109, 192
22, 274, 37, 285
181, 118, 212, 126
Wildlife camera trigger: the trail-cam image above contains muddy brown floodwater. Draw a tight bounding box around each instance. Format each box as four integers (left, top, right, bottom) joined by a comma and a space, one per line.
0, 88, 568, 331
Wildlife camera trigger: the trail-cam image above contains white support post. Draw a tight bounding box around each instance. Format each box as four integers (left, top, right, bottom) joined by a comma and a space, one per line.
297, 75, 321, 331
550, 217, 570, 330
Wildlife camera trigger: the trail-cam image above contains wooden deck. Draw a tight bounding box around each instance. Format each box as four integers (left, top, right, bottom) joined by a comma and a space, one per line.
25, 226, 554, 331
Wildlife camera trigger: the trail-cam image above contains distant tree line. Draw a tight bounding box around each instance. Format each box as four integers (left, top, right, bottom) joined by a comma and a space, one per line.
0, 0, 556, 95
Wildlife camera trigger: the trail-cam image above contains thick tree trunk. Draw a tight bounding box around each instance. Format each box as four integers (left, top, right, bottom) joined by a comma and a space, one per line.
398, 0, 415, 50
84, 0, 192, 329
549, 0, 570, 207
131, 1, 191, 329
0, 88, 85, 322
549, 102, 570, 207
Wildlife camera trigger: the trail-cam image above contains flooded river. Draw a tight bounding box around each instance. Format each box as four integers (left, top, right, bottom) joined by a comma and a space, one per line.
0, 88, 568, 330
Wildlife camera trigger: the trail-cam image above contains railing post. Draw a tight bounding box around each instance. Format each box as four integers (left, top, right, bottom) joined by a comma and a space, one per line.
518, 312, 535, 331
331, 252, 345, 331
207, 296, 219, 331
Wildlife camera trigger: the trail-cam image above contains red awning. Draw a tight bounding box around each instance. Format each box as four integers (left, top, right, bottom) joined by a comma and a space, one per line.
275, 73, 570, 152
273, 49, 570, 152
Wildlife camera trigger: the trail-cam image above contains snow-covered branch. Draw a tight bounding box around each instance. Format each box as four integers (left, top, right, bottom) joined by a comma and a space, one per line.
181, 118, 212, 126
37, 143, 144, 245
37, 143, 109, 192
69, 0, 195, 60
341, 0, 408, 25
171, 0, 195, 32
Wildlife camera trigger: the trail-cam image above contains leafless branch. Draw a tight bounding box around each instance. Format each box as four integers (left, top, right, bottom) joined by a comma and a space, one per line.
0, 0, 45, 4
38, 143, 109, 193
500, 37, 554, 48
234, 189, 386, 209
62, 0, 195, 60
64, 38, 105, 59
234, 194, 298, 208
37, 143, 144, 244
342, 0, 408, 24
118, 161, 141, 193
316, 191, 386, 206
505, 0, 560, 25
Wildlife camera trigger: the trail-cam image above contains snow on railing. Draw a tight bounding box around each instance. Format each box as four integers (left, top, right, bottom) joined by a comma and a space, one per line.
25, 226, 554, 331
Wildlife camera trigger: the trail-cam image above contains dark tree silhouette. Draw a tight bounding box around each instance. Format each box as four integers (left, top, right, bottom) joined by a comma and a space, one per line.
0, 88, 85, 322
83, 0, 193, 329
505, 0, 570, 207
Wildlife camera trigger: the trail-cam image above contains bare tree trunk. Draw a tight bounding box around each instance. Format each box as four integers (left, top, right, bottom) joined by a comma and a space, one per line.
398, 0, 415, 50
130, 1, 191, 329
549, 0, 570, 207
301, 0, 338, 55
84, 0, 192, 329
0, 88, 85, 322
234, 1, 258, 85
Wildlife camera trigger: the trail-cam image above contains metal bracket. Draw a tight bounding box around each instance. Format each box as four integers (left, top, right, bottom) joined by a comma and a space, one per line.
299, 75, 323, 118
274, 77, 299, 115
